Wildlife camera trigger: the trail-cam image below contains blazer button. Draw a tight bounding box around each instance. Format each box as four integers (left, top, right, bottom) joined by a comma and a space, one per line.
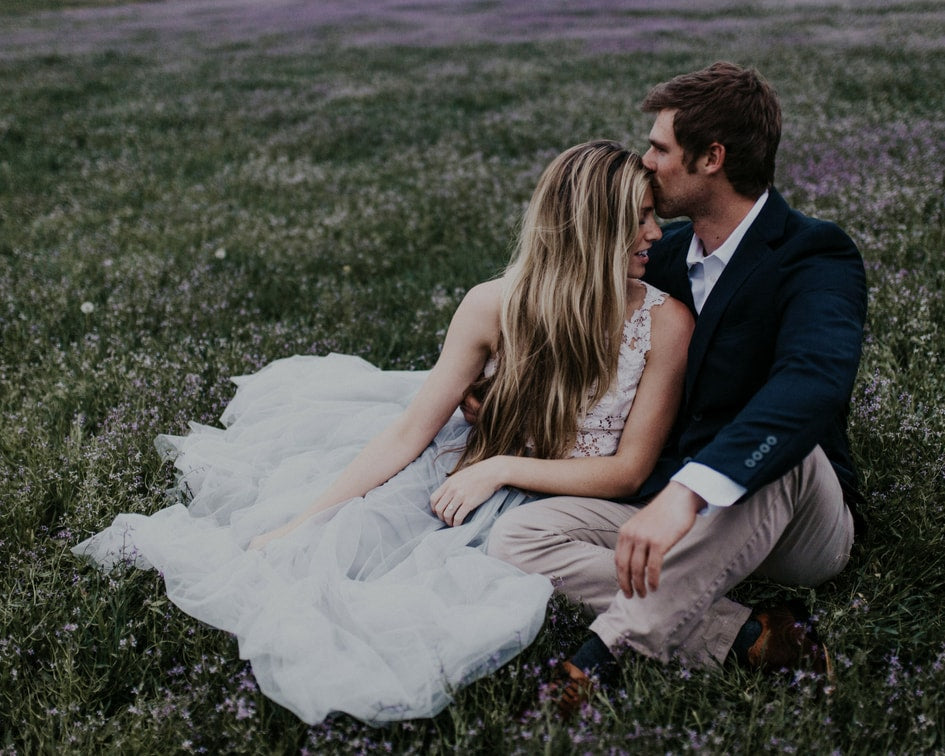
752, 450, 763, 461
766, 435, 778, 445
745, 459, 757, 468
760, 443, 770, 453
692, 412, 703, 422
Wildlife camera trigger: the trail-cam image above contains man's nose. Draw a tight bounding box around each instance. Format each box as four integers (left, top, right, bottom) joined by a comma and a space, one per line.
642, 148, 656, 170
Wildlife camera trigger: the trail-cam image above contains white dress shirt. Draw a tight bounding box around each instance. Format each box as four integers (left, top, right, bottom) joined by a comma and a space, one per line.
671, 191, 769, 509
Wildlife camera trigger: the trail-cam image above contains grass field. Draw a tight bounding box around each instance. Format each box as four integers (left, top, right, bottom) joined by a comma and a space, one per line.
2, 1, 945, 752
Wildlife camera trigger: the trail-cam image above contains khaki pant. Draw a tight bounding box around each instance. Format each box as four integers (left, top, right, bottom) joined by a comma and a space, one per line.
485, 446, 854, 667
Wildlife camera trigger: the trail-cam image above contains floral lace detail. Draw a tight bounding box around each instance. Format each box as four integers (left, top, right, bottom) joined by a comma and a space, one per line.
570, 282, 666, 458
479, 282, 666, 458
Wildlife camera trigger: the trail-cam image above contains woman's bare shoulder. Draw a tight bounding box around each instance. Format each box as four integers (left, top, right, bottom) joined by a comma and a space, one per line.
649, 288, 694, 346
457, 278, 504, 321
449, 278, 504, 349
464, 278, 504, 304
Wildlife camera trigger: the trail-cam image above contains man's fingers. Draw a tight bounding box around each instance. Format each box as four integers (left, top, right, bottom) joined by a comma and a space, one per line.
630, 544, 649, 598
460, 394, 482, 424
618, 573, 632, 598
646, 550, 664, 592
615, 536, 632, 597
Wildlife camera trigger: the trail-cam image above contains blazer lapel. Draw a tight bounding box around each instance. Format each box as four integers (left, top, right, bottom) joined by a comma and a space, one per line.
651, 229, 697, 312
668, 245, 697, 313
684, 190, 790, 399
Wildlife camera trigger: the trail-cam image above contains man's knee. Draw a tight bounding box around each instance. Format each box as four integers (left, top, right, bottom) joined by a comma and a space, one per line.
800, 445, 844, 503
753, 444, 853, 585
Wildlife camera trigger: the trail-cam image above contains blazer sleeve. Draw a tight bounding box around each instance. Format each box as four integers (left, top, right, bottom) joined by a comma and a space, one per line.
691, 221, 867, 495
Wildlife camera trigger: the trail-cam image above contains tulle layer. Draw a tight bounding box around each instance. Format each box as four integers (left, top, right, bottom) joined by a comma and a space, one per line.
74, 354, 552, 724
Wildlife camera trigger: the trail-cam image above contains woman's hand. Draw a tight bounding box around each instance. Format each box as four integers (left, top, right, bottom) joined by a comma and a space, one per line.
249, 523, 292, 551
430, 457, 507, 526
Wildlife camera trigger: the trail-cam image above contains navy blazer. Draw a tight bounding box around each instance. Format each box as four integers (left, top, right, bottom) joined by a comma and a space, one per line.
640, 188, 868, 511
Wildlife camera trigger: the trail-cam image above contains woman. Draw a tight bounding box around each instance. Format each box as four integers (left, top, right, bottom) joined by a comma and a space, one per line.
74, 141, 693, 725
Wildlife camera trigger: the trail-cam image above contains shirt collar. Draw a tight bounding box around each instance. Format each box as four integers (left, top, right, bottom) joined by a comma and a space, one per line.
685, 189, 769, 268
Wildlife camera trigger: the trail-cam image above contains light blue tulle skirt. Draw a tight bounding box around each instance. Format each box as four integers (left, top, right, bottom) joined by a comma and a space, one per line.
73, 353, 552, 725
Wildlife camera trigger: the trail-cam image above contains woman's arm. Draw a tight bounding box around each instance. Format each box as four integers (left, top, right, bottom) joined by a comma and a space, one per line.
431, 296, 693, 526
249, 280, 502, 548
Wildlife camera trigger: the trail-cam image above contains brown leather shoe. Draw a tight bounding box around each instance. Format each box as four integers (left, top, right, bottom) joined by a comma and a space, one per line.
552, 660, 595, 719
747, 601, 834, 683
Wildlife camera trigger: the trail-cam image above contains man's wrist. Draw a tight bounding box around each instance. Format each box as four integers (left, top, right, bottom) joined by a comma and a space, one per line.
665, 480, 707, 516
671, 462, 746, 509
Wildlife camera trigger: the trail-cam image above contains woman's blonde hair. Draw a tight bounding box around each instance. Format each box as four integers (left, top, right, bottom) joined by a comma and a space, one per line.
457, 140, 650, 468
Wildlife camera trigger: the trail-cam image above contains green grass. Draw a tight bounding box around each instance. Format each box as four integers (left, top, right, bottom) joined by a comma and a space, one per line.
3, 3, 945, 753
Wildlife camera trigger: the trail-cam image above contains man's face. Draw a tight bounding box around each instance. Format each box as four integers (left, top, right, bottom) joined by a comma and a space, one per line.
642, 109, 704, 219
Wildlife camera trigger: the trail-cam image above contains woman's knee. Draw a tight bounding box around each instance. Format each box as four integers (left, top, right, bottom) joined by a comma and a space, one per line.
485, 504, 553, 566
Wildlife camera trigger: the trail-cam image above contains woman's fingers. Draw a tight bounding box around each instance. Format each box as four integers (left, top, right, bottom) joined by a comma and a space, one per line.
451, 502, 470, 526
431, 477, 487, 527
431, 484, 459, 525
442, 500, 459, 525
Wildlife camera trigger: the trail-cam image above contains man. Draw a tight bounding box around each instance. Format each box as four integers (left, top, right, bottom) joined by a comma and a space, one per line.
484, 62, 867, 713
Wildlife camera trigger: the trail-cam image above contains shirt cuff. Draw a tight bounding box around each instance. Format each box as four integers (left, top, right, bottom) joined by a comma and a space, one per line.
671, 462, 747, 512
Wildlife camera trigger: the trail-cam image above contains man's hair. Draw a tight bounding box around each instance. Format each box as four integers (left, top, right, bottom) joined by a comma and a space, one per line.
456, 140, 649, 469
642, 61, 781, 198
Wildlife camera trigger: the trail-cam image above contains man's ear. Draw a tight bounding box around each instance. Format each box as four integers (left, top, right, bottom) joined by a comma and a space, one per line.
702, 142, 726, 175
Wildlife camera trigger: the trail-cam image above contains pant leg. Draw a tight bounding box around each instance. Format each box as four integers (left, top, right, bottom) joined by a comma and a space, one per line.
485, 494, 632, 616
487, 446, 853, 667
486, 494, 749, 664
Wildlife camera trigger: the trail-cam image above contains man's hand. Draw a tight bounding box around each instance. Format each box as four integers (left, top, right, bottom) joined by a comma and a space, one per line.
430, 457, 506, 526
460, 392, 482, 425
460, 371, 490, 424
615, 482, 704, 598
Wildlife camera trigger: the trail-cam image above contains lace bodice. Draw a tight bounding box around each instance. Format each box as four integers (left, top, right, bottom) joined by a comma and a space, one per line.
482, 282, 666, 459
570, 282, 666, 457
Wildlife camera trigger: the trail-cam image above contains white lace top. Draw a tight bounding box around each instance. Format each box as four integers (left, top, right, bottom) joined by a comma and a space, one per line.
483, 281, 667, 459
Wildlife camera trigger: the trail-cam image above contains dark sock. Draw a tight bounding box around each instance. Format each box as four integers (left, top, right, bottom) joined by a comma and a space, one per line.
730, 618, 763, 665
571, 633, 619, 684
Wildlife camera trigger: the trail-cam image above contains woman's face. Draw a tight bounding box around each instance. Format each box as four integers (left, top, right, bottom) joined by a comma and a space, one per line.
628, 186, 662, 279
